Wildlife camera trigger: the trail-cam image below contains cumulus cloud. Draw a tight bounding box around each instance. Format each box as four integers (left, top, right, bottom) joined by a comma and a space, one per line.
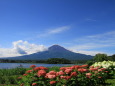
0, 40, 47, 57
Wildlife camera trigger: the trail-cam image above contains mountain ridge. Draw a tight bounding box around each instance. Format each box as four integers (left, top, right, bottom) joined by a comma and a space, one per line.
2, 45, 93, 60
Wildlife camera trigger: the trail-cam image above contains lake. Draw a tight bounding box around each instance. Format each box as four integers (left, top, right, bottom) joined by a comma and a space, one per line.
0, 63, 75, 69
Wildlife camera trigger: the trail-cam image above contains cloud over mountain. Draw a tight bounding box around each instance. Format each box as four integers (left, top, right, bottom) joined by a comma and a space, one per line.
0, 40, 47, 57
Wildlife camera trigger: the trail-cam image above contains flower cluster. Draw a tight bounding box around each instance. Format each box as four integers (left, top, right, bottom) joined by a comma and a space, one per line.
92, 61, 115, 69
18, 64, 111, 86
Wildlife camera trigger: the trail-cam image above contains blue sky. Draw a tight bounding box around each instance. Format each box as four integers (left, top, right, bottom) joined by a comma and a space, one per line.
0, 0, 115, 57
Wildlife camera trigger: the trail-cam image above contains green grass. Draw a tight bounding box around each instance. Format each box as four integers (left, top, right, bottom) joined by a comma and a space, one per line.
0, 68, 26, 84
106, 79, 115, 86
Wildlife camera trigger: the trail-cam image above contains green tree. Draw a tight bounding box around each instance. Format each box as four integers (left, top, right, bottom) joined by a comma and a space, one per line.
94, 53, 108, 62
111, 54, 115, 61
46, 58, 71, 64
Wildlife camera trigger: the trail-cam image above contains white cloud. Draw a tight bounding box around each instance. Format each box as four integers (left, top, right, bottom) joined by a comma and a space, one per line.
71, 50, 105, 56
48, 26, 70, 34
74, 31, 115, 49
0, 40, 47, 58
68, 31, 115, 55
85, 18, 96, 21
37, 26, 70, 37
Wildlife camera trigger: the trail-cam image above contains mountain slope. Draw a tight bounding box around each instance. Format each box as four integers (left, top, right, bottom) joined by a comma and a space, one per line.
4, 45, 93, 60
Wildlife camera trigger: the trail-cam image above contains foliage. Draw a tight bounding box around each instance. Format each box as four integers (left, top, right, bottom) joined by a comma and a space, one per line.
110, 54, 115, 61
46, 58, 71, 64
0, 68, 26, 84
0, 65, 115, 85
0, 59, 46, 63
94, 53, 108, 62
86, 60, 94, 66
0, 68, 26, 76
18, 64, 113, 86
92, 61, 115, 79
106, 79, 115, 86
0, 59, 90, 64
72, 60, 89, 64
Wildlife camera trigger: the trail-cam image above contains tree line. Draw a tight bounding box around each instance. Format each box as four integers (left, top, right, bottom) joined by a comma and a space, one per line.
94, 54, 115, 62
0, 54, 114, 64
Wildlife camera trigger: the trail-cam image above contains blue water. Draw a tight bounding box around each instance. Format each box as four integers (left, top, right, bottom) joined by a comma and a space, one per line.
0, 63, 74, 69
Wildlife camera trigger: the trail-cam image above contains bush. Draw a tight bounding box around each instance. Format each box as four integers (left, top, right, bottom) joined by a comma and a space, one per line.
91, 61, 115, 79
18, 64, 111, 86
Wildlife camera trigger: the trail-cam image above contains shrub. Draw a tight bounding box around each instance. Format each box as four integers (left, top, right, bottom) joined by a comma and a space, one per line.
18, 64, 111, 86
91, 61, 115, 79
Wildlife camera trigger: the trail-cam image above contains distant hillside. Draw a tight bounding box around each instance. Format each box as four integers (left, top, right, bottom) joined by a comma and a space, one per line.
4, 45, 93, 60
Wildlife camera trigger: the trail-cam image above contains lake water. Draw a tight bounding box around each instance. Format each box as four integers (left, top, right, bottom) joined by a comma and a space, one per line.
0, 63, 75, 69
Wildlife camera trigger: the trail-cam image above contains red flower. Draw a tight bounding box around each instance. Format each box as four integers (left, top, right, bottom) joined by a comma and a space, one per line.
86, 73, 92, 78
23, 74, 28, 76
46, 74, 56, 79
98, 76, 102, 78
65, 69, 72, 74
39, 66, 48, 70
86, 73, 92, 76
37, 70, 46, 77
105, 71, 109, 73
101, 68, 106, 71
74, 65, 81, 69
90, 66, 94, 68
32, 83, 37, 86
65, 76, 71, 80
98, 69, 103, 72
17, 77, 22, 79
78, 68, 87, 72
71, 72, 77, 76
60, 67, 66, 71
26, 70, 32, 73
60, 76, 71, 80
45, 71, 57, 79
50, 81, 56, 85
81, 64, 88, 68
86, 76, 91, 78
89, 68, 98, 71
30, 65, 36, 68
56, 71, 64, 76
34, 67, 40, 71
49, 71, 57, 75
60, 75, 66, 79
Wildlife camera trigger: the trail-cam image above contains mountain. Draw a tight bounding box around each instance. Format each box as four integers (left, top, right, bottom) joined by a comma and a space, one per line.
4, 45, 93, 60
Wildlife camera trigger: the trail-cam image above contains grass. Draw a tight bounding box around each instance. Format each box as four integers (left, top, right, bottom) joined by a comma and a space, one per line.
105, 79, 115, 86
0, 67, 26, 85
105, 75, 115, 86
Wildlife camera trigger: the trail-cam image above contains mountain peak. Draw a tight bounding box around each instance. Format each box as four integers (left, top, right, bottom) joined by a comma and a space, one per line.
48, 45, 67, 52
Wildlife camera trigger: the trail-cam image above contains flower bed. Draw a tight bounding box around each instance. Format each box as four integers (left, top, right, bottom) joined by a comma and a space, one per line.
92, 61, 115, 69
18, 64, 112, 86
92, 61, 115, 79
